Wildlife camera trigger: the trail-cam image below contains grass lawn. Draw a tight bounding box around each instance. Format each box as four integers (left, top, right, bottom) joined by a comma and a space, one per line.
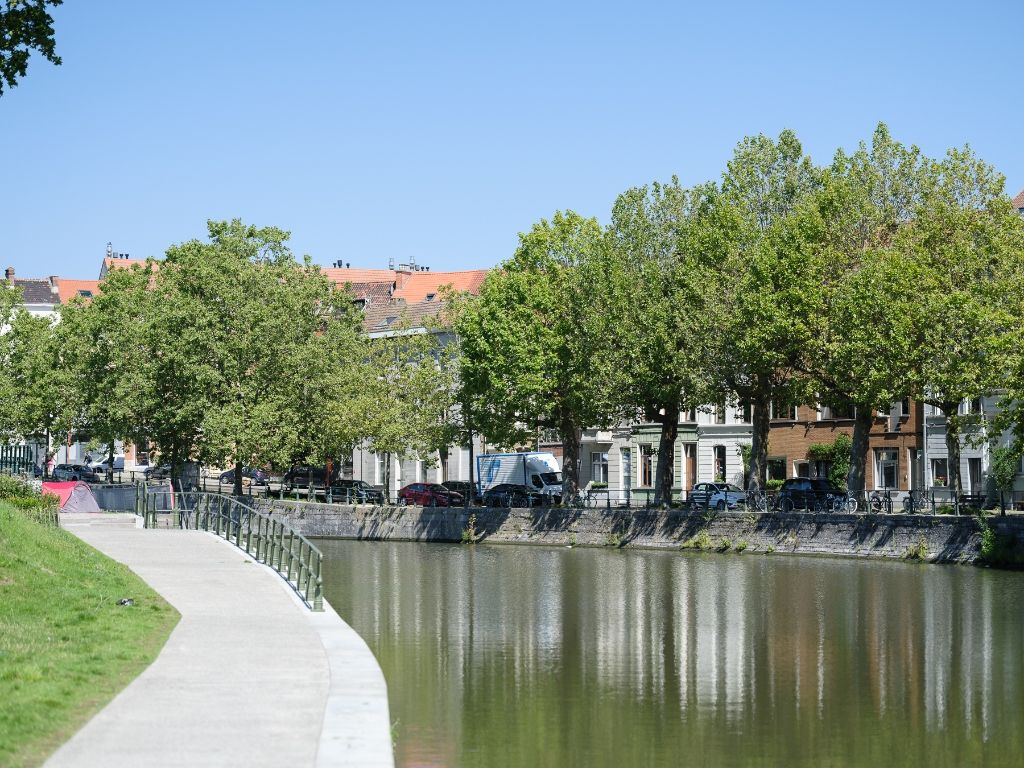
0, 504, 179, 767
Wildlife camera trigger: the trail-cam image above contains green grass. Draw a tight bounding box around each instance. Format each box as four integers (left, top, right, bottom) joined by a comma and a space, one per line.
0, 503, 179, 766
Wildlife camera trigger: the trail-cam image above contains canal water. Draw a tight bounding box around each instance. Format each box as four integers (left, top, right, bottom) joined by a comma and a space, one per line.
319, 541, 1024, 767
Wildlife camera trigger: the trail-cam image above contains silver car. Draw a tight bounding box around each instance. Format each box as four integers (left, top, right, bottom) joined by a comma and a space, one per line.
688, 482, 746, 511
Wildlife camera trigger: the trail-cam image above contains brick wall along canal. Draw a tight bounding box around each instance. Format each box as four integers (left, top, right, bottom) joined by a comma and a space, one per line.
319, 540, 1024, 768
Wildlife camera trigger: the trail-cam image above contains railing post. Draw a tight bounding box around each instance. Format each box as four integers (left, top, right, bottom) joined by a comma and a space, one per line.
275, 521, 285, 571
286, 530, 296, 580
312, 554, 323, 612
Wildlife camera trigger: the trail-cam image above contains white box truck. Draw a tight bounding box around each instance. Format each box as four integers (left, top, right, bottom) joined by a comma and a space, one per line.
476, 452, 563, 500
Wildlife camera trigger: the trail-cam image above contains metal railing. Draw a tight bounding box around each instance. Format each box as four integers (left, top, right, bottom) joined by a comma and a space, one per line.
140, 487, 323, 611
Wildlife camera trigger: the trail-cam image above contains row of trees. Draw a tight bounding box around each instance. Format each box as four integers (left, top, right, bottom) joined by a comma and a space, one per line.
3, 125, 1024, 505
0, 221, 458, 498
454, 124, 1024, 503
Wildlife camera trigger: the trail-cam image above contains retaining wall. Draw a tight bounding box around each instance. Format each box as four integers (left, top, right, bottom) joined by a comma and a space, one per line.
249, 499, 1024, 564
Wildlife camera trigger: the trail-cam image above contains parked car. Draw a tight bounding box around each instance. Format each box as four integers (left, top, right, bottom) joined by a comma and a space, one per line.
89, 456, 125, 474
481, 483, 547, 508
442, 481, 481, 505
327, 479, 385, 504
688, 482, 746, 511
284, 464, 338, 491
143, 464, 172, 480
218, 466, 271, 486
52, 463, 101, 482
398, 483, 464, 507
775, 477, 853, 513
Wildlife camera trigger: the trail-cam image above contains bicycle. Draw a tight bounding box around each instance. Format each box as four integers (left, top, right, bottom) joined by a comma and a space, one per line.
902, 489, 932, 515
745, 487, 770, 514
832, 493, 859, 514
869, 490, 893, 514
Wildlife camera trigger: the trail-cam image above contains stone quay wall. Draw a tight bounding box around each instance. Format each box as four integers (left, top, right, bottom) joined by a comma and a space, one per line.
249, 498, 1024, 564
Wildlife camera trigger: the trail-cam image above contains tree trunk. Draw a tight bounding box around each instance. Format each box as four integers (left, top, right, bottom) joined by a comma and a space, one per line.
944, 406, 963, 498
233, 458, 243, 497
438, 446, 449, 483
382, 451, 392, 503
747, 396, 770, 489
846, 406, 874, 493
467, 424, 475, 501
107, 442, 115, 484
654, 403, 679, 507
560, 417, 582, 504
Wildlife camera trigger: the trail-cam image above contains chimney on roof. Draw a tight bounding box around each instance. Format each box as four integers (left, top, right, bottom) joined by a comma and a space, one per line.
346, 262, 350, 268
106, 242, 113, 259
4, 266, 14, 284
49, 276, 59, 294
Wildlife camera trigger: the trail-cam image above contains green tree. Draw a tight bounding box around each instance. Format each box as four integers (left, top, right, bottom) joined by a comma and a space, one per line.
149, 220, 364, 494
0, 288, 73, 472
798, 124, 929, 492
358, 321, 448, 501
717, 129, 821, 488
455, 211, 619, 501
607, 178, 729, 505
0, 0, 63, 95
903, 148, 1024, 496
58, 266, 154, 481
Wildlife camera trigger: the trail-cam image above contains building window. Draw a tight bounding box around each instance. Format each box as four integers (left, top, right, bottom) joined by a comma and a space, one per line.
931, 458, 948, 487
683, 408, 697, 422
813, 460, 832, 480
820, 401, 855, 420
795, 461, 810, 478
640, 445, 654, 487
714, 445, 726, 482
715, 403, 727, 424
770, 399, 797, 420
875, 449, 898, 489
967, 397, 983, 415
900, 398, 910, 417
621, 448, 632, 490
740, 401, 752, 423
767, 458, 787, 481
968, 457, 982, 492
591, 451, 609, 484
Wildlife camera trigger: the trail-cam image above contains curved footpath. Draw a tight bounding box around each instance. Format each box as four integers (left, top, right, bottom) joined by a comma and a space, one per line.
46, 513, 393, 768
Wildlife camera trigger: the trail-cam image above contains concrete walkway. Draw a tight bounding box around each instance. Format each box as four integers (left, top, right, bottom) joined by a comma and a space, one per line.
46, 514, 393, 768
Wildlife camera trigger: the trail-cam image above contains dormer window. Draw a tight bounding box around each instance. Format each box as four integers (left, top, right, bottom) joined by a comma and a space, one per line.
78, 290, 93, 298
425, 293, 436, 302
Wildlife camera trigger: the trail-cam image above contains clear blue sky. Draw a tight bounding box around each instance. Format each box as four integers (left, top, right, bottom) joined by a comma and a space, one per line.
3, 0, 1022, 280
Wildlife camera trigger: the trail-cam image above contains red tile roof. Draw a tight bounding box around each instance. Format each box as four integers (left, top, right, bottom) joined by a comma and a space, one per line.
56, 279, 102, 304
1013, 189, 1024, 210
391, 270, 489, 303
325, 267, 489, 298
323, 267, 401, 285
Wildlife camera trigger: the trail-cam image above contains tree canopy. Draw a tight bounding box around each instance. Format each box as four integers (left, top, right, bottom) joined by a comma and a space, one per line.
0, 0, 63, 95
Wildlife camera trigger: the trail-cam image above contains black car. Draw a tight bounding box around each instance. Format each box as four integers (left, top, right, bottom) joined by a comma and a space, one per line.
775, 477, 854, 513
482, 483, 547, 508
143, 464, 172, 480
284, 465, 338, 491
219, 466, 271, 486
442, 481, 481, 505
326, 479, 385, 504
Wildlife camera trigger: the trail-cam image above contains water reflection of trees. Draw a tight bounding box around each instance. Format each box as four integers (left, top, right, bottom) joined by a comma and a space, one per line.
321, 542, 1024, 768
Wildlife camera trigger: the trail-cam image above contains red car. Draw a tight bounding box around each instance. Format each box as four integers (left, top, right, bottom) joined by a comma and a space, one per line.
398, 483, 464, 507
